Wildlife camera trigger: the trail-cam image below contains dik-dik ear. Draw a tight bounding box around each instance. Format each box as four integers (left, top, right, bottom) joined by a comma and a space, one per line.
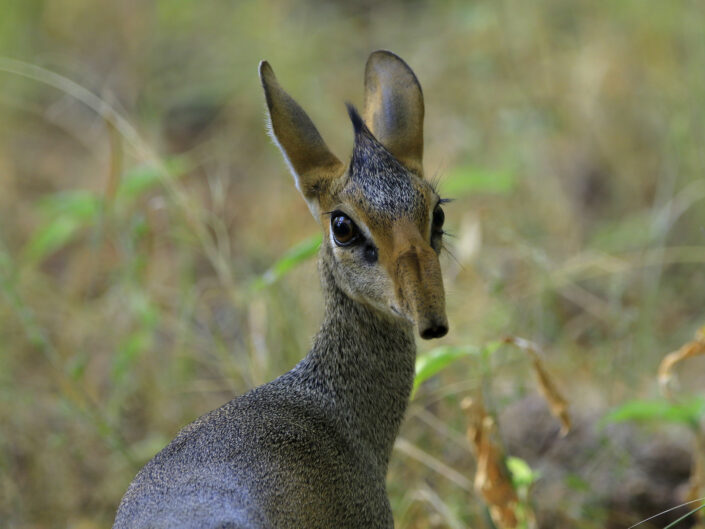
363, 50, 425, 175
259, 61, 344, 216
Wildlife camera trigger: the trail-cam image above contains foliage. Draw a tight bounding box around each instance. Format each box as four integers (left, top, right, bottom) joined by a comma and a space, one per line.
251, 234, 322, 291
441, 166, 517, 197
603, 397, 705, 429
1, 1, 705, 528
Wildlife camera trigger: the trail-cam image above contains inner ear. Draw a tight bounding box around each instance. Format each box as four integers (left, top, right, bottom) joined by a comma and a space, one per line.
363, 50, 424, 176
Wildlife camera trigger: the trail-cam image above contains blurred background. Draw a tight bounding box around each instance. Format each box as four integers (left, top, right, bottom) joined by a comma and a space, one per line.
1, 1, 704, 528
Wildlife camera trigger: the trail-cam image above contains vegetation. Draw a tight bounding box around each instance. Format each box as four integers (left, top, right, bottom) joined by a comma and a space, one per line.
1, 1, 704, 527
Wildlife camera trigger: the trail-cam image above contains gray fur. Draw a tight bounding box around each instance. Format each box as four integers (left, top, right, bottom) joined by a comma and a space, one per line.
113, 53, 441, 529
113, 254, 416, 529
345, 106, 429, 222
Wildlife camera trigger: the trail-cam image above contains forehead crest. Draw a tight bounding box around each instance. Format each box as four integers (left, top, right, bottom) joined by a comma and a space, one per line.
346, 105, 426, 217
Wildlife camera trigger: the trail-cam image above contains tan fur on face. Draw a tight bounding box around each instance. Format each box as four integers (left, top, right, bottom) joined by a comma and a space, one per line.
389, 220, 446, 331
261, 53, 447, 339
322, 168, 447, 336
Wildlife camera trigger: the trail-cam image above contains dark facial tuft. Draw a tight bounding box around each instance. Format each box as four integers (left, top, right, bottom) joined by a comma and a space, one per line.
346, 103, 367, 136
345, 118, 425, 220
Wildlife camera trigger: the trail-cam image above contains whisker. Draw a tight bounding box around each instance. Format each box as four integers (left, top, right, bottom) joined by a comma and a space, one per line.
428, 171, 443, 194
626, 497, 705, 529
441, 242, 464, 270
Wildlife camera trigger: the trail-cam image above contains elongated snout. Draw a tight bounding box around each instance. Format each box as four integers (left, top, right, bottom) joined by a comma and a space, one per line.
395, 242, 448, 340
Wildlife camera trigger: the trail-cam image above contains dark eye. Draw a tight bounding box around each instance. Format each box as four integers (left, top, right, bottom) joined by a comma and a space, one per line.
432, 205, 445, 232
331, 213, 360, 246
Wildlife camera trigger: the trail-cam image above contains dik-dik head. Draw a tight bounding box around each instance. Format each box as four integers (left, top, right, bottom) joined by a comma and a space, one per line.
260, 50, 448, 339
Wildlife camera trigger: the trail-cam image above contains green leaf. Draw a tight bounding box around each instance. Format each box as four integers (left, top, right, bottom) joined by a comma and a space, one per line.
602, 397, 705, 428
506, 456, 540, 489
25, 190, 102, 262
24, 216, 82, 261
117, 165, 162, 200
129, 433, 172, 463
130, 291, 159, 328
117, 158, 187, 201
442, 165, 516, 197
564, 473, 590, 492
413, 345, 478, 397
412, 340, 504, 398
111, 331, 151, 384
251, 233, 322, 291
481, 339, 503, 360
37, 190, 101, 220
590, 210, 655, 252
412, 341, 503, 398
65, 351, 88, 382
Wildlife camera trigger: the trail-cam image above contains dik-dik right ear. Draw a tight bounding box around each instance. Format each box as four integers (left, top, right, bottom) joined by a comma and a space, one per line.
363, 50, 425, 176
259, 61, 344, 216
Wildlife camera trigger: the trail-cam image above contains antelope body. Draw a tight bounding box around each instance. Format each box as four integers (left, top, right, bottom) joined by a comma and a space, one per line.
113, 50, 448, 529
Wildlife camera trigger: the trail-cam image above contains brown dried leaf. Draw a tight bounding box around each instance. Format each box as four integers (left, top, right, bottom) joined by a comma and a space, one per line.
462, 396, 519, 529
685, 433, 705, 529
658, 327, 705, 399
687, 431, 705, 507
504, 337, 571, 436
658, 327, 705, 527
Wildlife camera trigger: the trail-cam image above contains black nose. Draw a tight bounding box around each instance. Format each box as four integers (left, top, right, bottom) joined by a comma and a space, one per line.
420, 324, 448, 340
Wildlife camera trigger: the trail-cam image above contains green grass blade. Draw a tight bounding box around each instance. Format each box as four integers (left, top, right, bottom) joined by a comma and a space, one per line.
37, 190, 101, 219
251, 233, 322, 291
602, 397, 705, 428
412, 341, 503, 398
413, 345, 479, 398
662, 502, 705, 529
117, 157, 187, 202
24, 216, 82, 262
441, 165, 516, 197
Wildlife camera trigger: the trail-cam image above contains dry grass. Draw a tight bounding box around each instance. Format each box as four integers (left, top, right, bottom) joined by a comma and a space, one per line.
1, 1, 704, 527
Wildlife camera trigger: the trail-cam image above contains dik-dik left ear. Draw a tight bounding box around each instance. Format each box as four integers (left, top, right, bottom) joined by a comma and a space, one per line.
259, 61, 344, 216
363, 50, 425, 175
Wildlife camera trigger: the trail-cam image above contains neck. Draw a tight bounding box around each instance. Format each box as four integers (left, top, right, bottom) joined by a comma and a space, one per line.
290, 253, 416, 472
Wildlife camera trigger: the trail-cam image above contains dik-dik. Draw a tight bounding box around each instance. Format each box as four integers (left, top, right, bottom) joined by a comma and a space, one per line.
113, 50, 448, 529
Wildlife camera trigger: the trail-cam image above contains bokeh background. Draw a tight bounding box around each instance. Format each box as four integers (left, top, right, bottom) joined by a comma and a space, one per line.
1, 1, 704, 528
